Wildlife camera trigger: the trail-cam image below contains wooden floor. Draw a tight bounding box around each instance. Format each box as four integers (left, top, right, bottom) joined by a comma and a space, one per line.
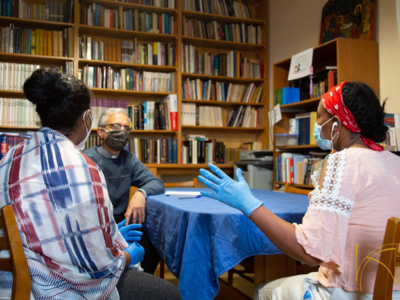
155, 263, 255, 299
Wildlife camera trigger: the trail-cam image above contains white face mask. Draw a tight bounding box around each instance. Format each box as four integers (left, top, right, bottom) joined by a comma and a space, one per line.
77, 111, 92, 150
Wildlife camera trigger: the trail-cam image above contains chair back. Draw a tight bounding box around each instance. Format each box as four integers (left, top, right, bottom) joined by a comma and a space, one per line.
0, 205, 31, 300
283, 183, 312, 195
164, 178, 198, 188
373, 217, 400, 300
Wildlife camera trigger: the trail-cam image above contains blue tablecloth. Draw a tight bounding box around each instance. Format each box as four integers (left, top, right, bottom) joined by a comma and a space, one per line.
143, 189, 309, 300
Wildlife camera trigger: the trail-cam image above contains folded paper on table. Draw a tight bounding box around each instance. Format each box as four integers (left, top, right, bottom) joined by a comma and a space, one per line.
165, 191, 202, 196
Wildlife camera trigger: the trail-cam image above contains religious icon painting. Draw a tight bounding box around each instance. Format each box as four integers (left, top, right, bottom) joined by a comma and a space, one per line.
319, 0, 376, 44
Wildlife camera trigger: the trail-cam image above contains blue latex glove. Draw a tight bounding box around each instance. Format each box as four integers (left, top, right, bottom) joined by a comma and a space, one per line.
198, 164, 263, 217
125, 242, 145, 266
118, 220, 143, 243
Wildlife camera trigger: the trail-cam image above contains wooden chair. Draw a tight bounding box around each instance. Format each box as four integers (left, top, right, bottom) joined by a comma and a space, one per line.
373, 217, 400, 300
158, 178, 198, 278
0, 205, 31, 300
284, 183, 312, 195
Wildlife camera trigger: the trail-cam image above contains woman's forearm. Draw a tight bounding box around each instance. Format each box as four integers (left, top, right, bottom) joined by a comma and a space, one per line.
123, 251, 131, 269
249, 205, 321, 266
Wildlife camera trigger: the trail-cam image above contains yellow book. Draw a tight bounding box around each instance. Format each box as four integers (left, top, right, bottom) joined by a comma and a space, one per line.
38, 29, 43, 55
43, 30, 47, 56
153, 42, 157, 65
48, 30, 52, 56
309, 111, 317, 145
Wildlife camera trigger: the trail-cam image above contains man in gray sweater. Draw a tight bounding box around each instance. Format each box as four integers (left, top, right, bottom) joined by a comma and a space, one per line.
83, 108, 164, 274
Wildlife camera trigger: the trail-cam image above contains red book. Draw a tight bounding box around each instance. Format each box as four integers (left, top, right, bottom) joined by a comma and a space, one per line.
167, 94, 178, 130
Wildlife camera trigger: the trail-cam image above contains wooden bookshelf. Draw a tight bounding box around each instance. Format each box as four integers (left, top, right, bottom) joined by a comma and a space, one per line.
273, 38, 378, 190
0, 0, 269, 176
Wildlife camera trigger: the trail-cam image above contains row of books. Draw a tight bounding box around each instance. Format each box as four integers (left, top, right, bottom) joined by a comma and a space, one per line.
127, 99, 172, 130
79, 66, 174, 92
182, 45, 264, 78
0, 63, 40, 91
0, 132, 31, 159
181, 104, 223, 127
227, 105, 262, 127
114, 0, 175, 8
79, 36, 177, 66
1, 0, 73, 23
83, 136, 178, 164
82, 5, 176, 35
275, 153, 324, 185
182, 79, 263, 103
182, 135, 226, 164
182, 0, 253, 19
0, 25, 74, 57
90, 98, 128, 128
0, 98, 40, 127
288, 112, 317, 145
285, 68, 338, 102
183, 17, 262, 44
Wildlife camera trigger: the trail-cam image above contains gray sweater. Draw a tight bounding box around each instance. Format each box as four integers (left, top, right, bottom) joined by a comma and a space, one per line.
83, 145, 164, 218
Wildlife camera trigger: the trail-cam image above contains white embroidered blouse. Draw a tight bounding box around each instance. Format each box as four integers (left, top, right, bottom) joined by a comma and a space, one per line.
294, 147, 400, 293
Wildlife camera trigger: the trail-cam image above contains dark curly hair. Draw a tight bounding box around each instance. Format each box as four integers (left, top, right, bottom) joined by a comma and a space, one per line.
341, 82, 387, 143
23, 67, 91, 132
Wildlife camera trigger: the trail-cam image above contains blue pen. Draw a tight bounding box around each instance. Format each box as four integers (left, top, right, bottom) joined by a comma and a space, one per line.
178, 195, 201, 199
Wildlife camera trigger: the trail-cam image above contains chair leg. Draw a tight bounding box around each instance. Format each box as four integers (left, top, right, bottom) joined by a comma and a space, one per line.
159, 259, 165, 279
228, 269, 233, 285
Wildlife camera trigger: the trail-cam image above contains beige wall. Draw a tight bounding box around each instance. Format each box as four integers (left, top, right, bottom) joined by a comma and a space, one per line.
269, 0, 400, 114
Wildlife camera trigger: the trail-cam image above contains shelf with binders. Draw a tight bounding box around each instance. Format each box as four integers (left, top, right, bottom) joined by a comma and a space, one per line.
82, 0, 177, 13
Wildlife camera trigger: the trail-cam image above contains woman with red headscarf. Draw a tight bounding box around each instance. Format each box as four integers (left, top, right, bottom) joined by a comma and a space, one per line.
198, 82, 400, 299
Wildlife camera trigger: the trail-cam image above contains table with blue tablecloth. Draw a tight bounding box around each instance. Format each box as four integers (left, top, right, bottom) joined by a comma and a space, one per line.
143, 189, 309, 300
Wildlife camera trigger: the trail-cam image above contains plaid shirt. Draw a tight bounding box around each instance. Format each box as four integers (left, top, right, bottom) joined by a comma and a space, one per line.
0, 128, 128, 300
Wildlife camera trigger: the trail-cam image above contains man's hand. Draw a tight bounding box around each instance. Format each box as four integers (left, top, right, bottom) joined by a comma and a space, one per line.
124, 191, 146, 224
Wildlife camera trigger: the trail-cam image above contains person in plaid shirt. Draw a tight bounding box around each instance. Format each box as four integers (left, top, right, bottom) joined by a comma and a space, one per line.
0, 68, 181, 300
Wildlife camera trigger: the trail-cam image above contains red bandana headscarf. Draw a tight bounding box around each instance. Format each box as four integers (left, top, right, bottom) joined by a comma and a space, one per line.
321, 81, 383, 151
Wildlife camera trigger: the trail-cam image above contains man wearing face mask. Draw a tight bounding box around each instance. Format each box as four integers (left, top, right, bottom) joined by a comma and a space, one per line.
83, 108, 164, 275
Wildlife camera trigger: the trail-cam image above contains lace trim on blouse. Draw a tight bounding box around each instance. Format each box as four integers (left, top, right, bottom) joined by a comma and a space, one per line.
309, 149, 354, 218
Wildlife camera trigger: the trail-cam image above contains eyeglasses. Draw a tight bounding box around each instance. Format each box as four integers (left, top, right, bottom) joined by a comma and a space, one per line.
104, 123, 132, 133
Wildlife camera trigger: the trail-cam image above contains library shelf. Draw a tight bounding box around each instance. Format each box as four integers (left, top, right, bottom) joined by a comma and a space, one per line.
182, 36, 264, 51
0, 53, 73, 64
0, 126, 39, 130
83, 0, 178, 14
90, 128, 177, 134
0, 16, 73, 28
275, 145, 320, 150
280, 98, 321, 111
79, 25, 178, 42
181, 73, 264, 83
182, 99, 264, 107
89, 88, 172, 97
78, 59, 177, 72
0, 90, 25, 97
181, 10, 265, 25
181, 125, 265, 130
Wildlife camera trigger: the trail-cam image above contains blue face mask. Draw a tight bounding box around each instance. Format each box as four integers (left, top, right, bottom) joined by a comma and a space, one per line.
314, 117, 338, 150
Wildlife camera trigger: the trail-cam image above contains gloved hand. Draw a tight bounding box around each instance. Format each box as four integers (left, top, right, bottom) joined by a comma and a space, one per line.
198, 164, 263, 217
118, 220, 143, 243
125, 242, 145, 266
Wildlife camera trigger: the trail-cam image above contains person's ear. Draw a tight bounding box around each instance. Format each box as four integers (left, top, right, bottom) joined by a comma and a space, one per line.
97, 128, 105, 140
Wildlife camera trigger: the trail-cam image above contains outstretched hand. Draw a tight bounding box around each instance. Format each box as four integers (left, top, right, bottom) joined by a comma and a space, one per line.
198, 164, 262, 217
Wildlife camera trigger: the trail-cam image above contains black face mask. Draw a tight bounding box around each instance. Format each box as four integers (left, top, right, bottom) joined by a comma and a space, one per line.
104, 129, 129, 150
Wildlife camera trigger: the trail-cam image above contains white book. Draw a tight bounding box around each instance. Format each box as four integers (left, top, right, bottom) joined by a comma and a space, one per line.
87, 37, 92, 60
192, 139, 198, 164
0, 98, 3, 124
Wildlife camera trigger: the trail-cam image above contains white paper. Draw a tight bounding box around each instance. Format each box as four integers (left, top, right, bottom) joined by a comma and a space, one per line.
288, 48, 313, 81
165, 191, 202, 196
268, 104, 282, 127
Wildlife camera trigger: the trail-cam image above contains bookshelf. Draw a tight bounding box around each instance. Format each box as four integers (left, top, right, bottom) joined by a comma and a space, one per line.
272, 38, 379, 190
0, 0, 269, 176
